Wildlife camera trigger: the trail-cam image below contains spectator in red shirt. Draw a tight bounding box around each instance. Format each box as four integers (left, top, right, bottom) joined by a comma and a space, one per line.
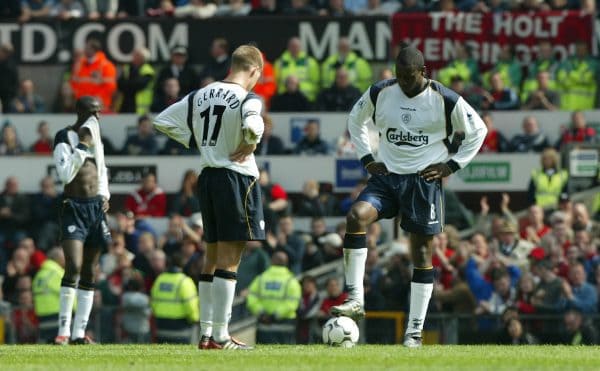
433, 231, 456, 289
556, 111, 597, 149
520, 205, 551, 244
479, 112, 509, 153
125, 172, 167, 217
318, 278, 348, 323
258, 167, 289, 231
30, 120, 52, 154
516, 272, 536, 314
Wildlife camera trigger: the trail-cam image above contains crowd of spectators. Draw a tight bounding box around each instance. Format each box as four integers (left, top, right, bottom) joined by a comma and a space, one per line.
0, 0, 596, 21
0, 145, 599, 344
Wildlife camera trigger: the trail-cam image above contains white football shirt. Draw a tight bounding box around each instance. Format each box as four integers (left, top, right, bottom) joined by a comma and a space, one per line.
154, 81, 265, 178
348, 78, 487, 174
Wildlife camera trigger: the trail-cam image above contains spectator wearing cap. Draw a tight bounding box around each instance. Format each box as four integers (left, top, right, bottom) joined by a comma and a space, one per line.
558, 192, 573, 215
319, 232, 343, 263
116, 47, 155, 114
491, 220, 535, 271
528, 148, 568, 209
122, 115, 158, 155
155, 46, 199, 99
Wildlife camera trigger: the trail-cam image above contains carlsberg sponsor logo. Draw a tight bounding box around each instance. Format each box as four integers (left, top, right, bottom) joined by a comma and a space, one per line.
386, 128, 429, 147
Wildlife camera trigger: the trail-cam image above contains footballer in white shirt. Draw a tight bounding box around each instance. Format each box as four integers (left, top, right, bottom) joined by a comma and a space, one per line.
331, 46, 487, 348
154, 45, 266, 351
52, 96, 111, 345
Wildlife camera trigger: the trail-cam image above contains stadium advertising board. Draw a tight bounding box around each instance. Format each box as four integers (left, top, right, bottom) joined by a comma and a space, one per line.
568, 149, 599, 178
0, 16, 389, 64
392, 11, 594, 72
335, 159, 368, 188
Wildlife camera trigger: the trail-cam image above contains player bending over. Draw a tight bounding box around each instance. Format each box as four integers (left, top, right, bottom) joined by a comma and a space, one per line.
53, 96, 111, 345
154, 45, 266, 350
331, 46, 487, 347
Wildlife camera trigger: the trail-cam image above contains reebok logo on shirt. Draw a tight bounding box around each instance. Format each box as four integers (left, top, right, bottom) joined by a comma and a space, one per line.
386, 128, 429, 147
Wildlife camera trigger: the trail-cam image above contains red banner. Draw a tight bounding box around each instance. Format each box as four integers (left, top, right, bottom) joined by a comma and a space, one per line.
391, 11, 594, 72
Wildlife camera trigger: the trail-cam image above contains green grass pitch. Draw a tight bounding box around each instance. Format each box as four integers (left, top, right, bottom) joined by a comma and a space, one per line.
1, 344, 599, 371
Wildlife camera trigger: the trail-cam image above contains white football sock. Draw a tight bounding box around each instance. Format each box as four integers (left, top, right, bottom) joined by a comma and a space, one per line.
405, 282, 433, 336
71, 289, 94, 339
198, 281, 213, 337
58, 286, 76, 337
343, 248, 367, 304
212, 276, 236, 342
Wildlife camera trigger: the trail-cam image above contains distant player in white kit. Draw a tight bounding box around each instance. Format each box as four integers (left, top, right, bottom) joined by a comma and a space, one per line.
154, 45, 265, 350
331, 46, 487, 347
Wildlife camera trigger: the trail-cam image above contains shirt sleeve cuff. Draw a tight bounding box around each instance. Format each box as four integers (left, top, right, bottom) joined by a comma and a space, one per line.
360, 154, 375, 168
446, 159, 461, 173
76, 143, 89, 151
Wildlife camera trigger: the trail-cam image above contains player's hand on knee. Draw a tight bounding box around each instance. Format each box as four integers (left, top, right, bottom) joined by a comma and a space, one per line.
419, 163, 452, 181
230, 142, 257, 163
365, 162, 388, 176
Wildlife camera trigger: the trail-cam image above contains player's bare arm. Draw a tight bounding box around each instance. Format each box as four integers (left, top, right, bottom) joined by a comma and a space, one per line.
229, 141, 257, 163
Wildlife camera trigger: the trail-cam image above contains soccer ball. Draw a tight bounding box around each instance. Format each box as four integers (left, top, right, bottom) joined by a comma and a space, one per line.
322, 316, 359, 348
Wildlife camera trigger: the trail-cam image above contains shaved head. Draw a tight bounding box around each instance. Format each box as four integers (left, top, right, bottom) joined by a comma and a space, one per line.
395, 46, 426, 96
396, 46, 425, 69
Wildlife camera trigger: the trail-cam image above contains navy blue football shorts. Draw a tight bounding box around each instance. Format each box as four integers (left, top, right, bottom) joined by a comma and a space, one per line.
198, 167, 266, 243
355, 173, 444, 236
59, 196, 112, 248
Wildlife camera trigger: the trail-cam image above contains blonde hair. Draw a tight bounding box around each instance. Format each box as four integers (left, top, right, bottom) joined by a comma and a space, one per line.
231, 44, 263, 72
541, 148, 560, 169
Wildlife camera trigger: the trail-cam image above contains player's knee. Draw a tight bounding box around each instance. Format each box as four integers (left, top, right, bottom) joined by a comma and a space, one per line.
347, 207, 370, 229
64, 259, 81, 277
